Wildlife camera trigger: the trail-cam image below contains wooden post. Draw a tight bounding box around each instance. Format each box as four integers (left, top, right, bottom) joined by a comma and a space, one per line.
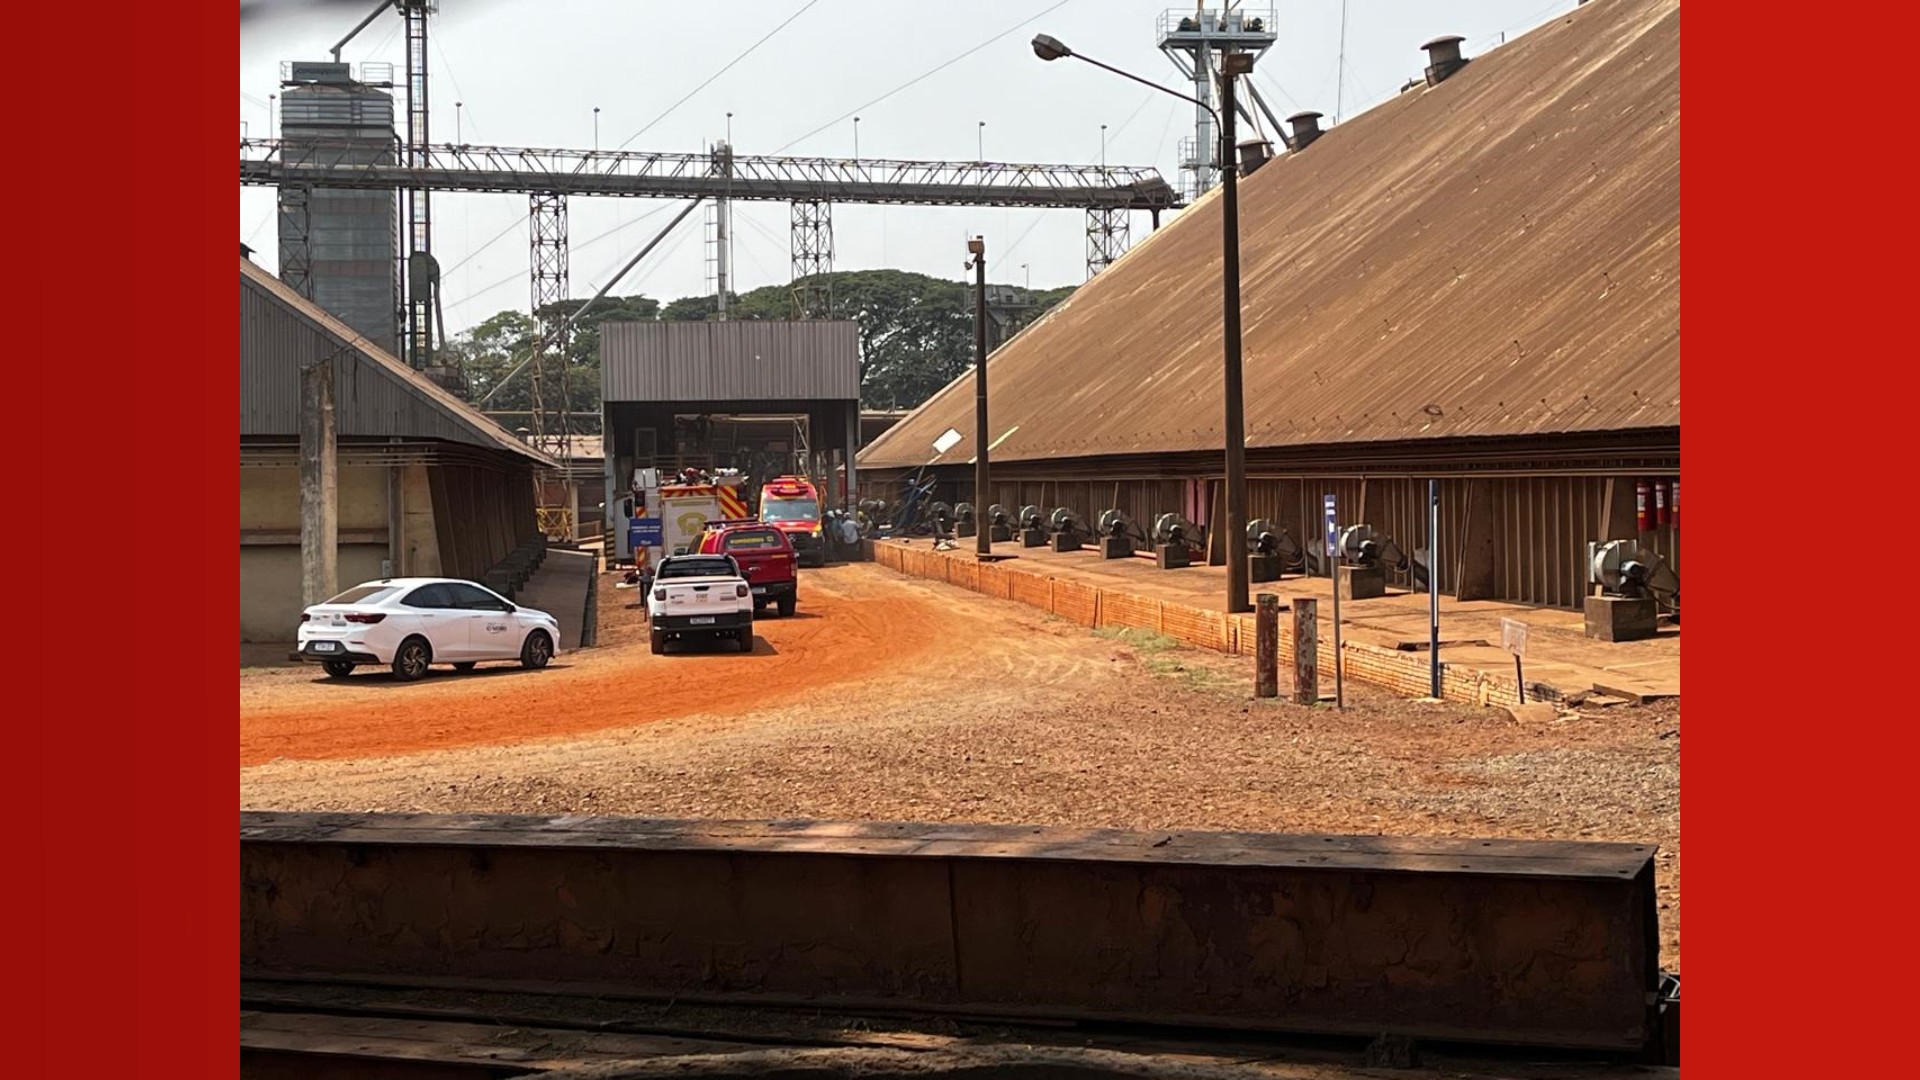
1254, 593, 1280, 698
1293, 596, 1319, 705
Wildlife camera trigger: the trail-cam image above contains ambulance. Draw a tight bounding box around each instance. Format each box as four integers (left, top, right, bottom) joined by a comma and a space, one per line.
758, 475, 827, 567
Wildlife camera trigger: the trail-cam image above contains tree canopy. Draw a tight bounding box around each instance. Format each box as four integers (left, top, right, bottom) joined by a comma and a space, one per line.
448, 269, 1076, 421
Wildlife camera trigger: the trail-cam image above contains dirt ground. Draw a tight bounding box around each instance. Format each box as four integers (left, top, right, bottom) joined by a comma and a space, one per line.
241, 563, 1680, 969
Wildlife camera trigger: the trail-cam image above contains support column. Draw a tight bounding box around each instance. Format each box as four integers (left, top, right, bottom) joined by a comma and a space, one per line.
1085, 207, 1130, 279
791, 199, 834, 318
300, 352, 338, 606
844, 402, 859, 507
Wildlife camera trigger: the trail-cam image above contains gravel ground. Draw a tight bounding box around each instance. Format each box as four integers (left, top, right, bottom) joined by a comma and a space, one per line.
242, 564, 1680, 969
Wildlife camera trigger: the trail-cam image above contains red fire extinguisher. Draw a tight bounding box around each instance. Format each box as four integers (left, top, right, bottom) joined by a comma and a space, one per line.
1635, 480, 1652, 533
1670, 478, 1679, 530
1654, 479, 1671, 526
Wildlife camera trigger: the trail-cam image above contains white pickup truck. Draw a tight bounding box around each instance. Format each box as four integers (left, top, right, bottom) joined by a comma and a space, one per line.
648, 553, 755, 655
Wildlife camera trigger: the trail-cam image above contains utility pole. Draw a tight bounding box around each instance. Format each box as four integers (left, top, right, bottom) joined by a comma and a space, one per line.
299, 348, 339, 605
969, 236, 991, 559
1219, 53, 1253, 613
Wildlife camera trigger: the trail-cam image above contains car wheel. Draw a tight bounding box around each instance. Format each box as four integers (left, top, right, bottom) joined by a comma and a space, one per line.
520, 630, 554, 670
778, 596, 797, 618
453, 661, 477, 672
321, 659, 356, 678
391, 637, 432, 682
650, 628, 667, 655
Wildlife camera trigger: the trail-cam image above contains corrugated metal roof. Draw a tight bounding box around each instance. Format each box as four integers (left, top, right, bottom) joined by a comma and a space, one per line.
602, 320, 860, 403
240, 257, 556, 467
861, 0, 1677, 470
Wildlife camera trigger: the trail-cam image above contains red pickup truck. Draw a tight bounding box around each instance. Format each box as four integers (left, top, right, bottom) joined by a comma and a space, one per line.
697, 521, 799, 617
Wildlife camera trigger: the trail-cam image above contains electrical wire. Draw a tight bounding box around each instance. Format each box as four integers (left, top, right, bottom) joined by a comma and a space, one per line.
773, 0, 1075, 154
449, 202, 677, 318
612, 0, 823, 153
431, 31, 480, 143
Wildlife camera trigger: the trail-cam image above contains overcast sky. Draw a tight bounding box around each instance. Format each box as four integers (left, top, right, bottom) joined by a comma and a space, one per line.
239, 0, 1581, 336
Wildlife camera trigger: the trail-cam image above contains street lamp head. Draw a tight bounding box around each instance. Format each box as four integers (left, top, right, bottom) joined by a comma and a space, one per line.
1031, 33, 1071, 61
967, 236, 985, 256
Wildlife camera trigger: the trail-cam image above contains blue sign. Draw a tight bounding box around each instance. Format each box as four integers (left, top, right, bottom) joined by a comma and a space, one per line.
630, 517, 664, 547
1323, 494, 1339, 558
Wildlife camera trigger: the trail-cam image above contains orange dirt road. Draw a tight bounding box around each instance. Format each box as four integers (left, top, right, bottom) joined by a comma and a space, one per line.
240, 568, 946, 766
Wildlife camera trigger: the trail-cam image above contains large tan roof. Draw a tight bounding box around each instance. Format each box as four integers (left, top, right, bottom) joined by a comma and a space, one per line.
861, 0, 1678, 470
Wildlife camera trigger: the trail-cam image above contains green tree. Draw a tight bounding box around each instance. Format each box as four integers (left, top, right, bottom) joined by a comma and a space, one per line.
450, 272, 1078, 418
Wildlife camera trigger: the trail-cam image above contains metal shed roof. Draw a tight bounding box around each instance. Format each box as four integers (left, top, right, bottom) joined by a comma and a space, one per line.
602, 320, 860, 403
861, 0, 1678, 470
240, 257, 556, 467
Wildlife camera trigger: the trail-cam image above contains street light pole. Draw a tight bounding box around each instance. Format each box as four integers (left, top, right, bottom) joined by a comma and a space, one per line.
1032, 33, 1253, 613
969, 236, 991, 559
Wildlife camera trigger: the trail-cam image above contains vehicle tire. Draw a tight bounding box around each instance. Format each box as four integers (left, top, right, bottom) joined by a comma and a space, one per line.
453, 662, 477, 673
650, 628, 667, 655
737, 628, 753, 651
520, 630, 554, 670
777, 596, 797, 618
391, 637, 432, 682
321, 659, 356, 679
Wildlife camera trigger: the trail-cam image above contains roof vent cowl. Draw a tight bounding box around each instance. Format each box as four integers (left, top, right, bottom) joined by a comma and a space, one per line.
1422, 35, 1470, 86
1236, 138, 1274, 176
1285, 111, 1325, 152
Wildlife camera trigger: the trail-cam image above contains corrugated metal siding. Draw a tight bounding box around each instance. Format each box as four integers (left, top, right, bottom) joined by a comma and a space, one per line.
602, 321, 859, 403
878, 467, 1677, 611
239, 259, 553, 467
861, 0, 1678, 471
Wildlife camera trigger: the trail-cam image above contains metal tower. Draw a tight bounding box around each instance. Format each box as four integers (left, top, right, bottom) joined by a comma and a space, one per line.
1085, 208, 1130, 278
398, 0, 443, 376
704, 140, 735, 319
1156, 6, 1279, 200
528, 193, 572, 456
790, 200, 833, 317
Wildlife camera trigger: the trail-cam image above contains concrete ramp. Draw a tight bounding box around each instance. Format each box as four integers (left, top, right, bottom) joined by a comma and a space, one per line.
513, 548, 595, 649
241, 814, 1665, 1055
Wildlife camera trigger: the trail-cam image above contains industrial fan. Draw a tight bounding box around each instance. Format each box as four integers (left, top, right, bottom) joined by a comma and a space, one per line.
1048, 507, 1087, 552
1583, 539, 1679, 640
1151, 513, 1202, 570
1246, 518, 1304, 582
1016, 504, 1048, 547
985, 503, 1014, 542
953, 501, 978, 538
1096, 509, 1142, 560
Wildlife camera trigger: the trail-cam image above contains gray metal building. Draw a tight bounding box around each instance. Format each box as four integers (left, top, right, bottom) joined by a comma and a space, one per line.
240, 255, 554, 642
276, 61, 398, 356
600, 320, 861, 538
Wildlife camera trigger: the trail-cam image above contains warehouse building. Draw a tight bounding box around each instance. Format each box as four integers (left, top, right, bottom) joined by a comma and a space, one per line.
240, 255, 556, 641
859, 0, 1678, 610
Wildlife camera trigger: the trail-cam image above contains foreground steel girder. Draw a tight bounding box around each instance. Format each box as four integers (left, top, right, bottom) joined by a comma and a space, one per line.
241, 813, 1661, 1052
240, 139, 1182, 211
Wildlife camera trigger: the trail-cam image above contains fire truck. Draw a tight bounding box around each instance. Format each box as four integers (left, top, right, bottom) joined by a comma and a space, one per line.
655, 473, 751, 557
758, 475, 827, 567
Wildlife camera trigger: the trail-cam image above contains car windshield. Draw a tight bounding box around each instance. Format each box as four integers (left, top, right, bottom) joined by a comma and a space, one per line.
723, 529, 785, 550
325, 584, 398, 605
761, 497, 818, 523
659, 557, 737, 579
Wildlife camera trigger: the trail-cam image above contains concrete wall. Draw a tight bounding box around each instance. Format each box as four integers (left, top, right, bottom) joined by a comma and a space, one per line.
240, 465, 391, 642
238, 456, 529, 642
239, 544, 388, 642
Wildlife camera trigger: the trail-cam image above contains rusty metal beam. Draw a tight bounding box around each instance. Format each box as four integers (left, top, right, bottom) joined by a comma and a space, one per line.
240, 814, 1662, 1054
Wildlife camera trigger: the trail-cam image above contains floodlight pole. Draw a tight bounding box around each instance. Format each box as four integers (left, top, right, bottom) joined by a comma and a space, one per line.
969, 236, 991, 559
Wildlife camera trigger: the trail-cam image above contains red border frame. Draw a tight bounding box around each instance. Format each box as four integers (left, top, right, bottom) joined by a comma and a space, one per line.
17, 0, 1906, 1072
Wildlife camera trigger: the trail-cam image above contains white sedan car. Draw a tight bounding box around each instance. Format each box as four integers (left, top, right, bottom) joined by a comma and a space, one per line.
294, 577, 561, 681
